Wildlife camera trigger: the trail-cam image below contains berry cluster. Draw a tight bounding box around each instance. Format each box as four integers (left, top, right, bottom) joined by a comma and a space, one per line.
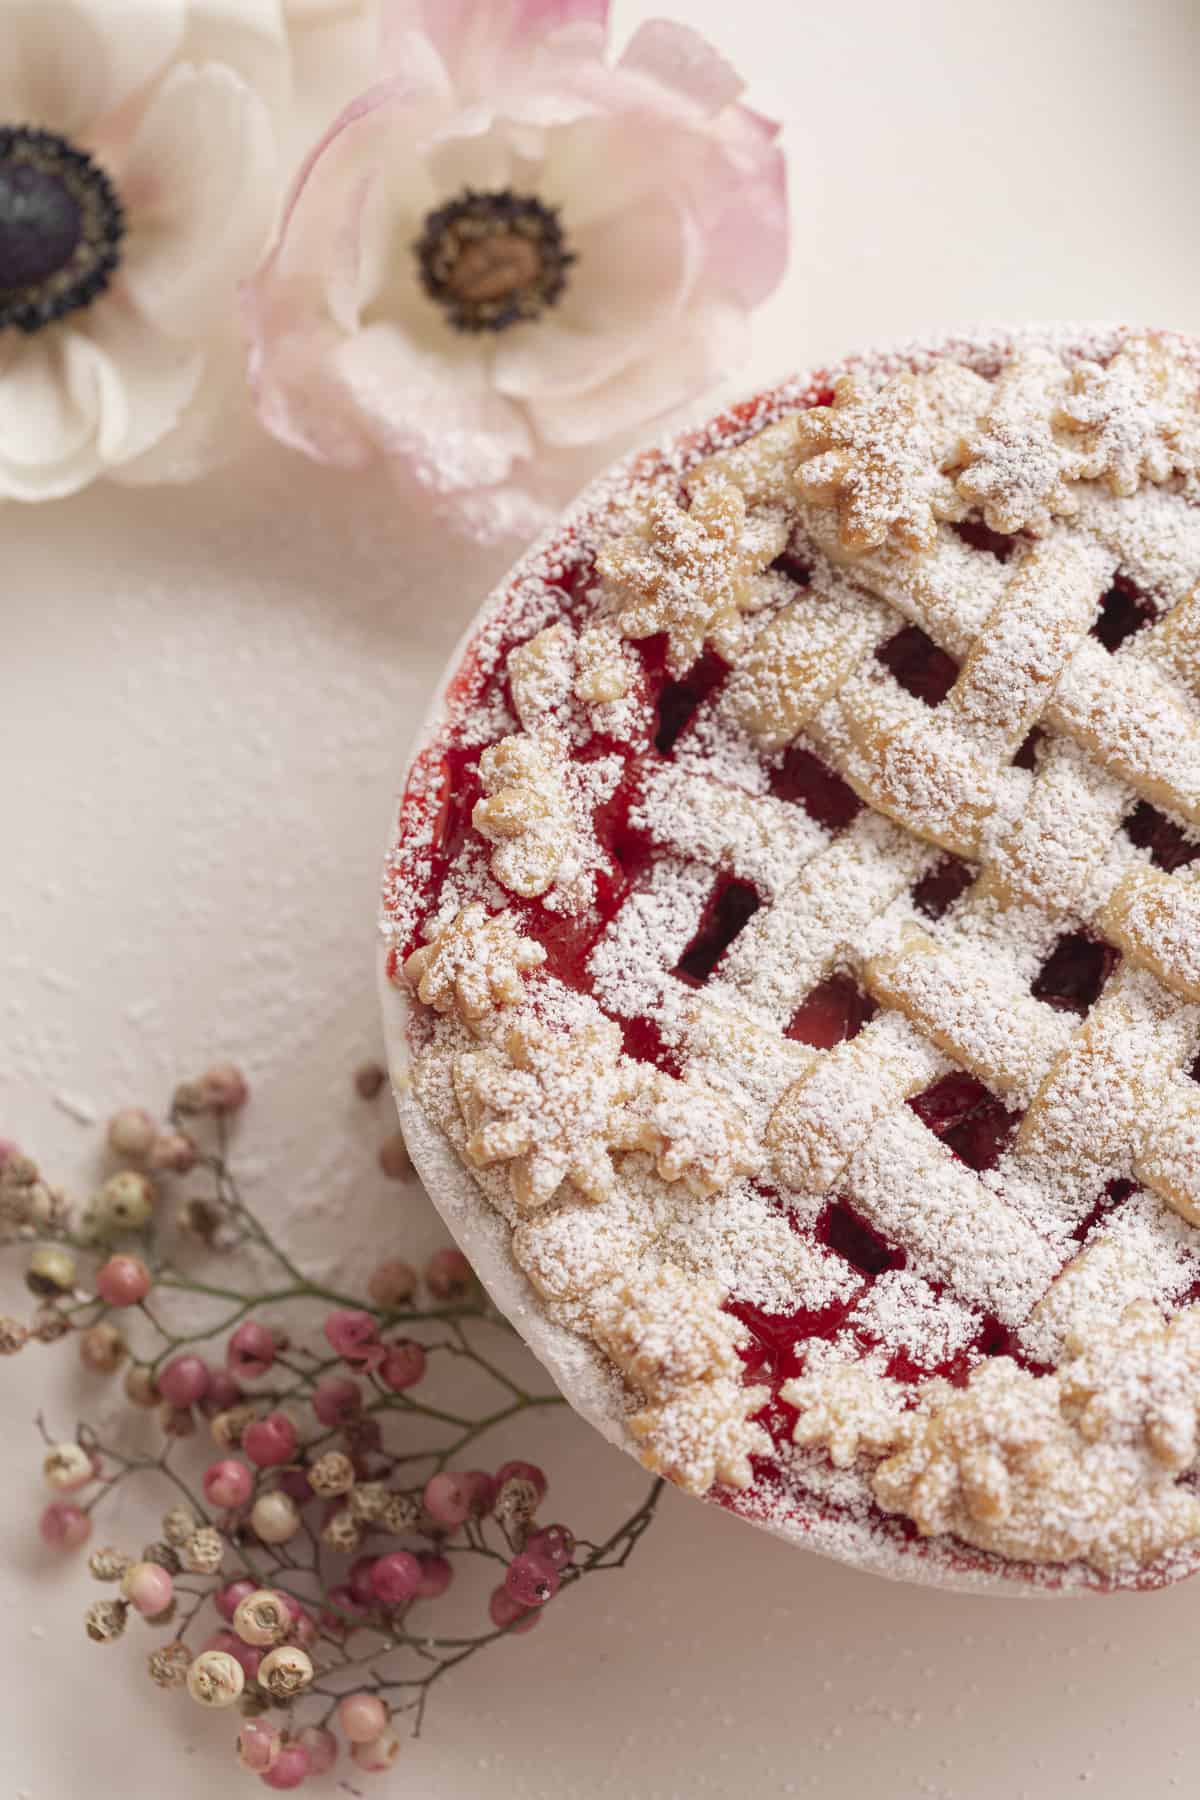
3, 1061, 662, 1785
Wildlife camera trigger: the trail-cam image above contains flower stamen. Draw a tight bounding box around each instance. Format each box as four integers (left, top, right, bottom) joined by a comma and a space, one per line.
415, 188, 574, 334
0, 126, 125, 335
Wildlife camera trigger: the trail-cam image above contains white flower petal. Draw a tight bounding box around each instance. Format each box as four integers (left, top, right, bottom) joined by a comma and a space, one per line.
178, 0, 290, 110
121, 62, 277, 341
81, 294, 206, 462
0, 0, 184, 132
285, 0, 362, 16
522, 297, 747, 449
332, 321, 532, 492
0, 332, 98, 483
110, 326, 257, 485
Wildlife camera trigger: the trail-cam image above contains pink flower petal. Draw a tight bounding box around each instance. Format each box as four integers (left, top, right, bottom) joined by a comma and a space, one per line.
493, 193, 698, 404
381, 0, 610, 92
243, 71, 447, 467
248, 2, 789, 505
618, 19, 744, 116
690, 118, 789, 314
332, 322, 533, 492
523, 298, 747, 450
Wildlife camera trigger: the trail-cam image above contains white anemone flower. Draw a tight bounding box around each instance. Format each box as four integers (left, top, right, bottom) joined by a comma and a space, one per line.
0, 0, 287, 500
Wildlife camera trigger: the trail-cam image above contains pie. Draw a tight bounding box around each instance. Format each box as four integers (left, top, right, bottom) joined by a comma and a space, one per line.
380, 325, 1200, 1593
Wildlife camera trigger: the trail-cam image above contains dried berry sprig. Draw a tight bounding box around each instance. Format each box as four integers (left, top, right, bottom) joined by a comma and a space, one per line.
3, 1063, 662, 1788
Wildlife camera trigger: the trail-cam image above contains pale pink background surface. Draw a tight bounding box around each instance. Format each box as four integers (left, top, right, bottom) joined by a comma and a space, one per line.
4, 2, 1200, 1795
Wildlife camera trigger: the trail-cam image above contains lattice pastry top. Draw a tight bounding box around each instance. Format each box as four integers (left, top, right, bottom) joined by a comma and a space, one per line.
382, 325, 1200, 1594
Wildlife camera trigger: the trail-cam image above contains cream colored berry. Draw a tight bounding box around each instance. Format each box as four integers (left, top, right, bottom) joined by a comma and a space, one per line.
347, 1480, 388, 1524
257, 1645, 314, 1699
381, 1492, 422, 1535
43, 1442, 93, 1491
161, 1502, 197, 1546
187, 1649, 245, 1708
26, 1245, 76, 1297
308, 1451, 355, 1498
88, 1546, 133, 1583
92, 1170, 157, 1233
147, 1642, 192, 1689
0, 1316, 29, 1355
320, 1507, 362, 1554
210, 1402, 260, 1450
233, 1589, 291, 1648
179, 1527, 224, 1575
141, 1539, 182, 1576
250, 1491, 301, 1545
84, 1599, 128, 1644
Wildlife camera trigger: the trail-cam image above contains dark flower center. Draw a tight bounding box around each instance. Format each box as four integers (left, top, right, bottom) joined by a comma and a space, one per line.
415, 188, 574, 334
0, 126, 125, 335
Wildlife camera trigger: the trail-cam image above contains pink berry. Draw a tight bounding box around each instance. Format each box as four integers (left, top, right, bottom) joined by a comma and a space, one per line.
203, 1459, 254, 1509
39, 1502, 90, 1551
260, 1744, 309, 1790
526, 1524, 575, 1570
323, 1309, 379, 1365
337, 1693, 388, 1744
158, 1354, 210, 1409
505, 1552, 559, 1608
320, 1586, 368, 1637
202, 1062, 250, 1115
277, 1468, 314, 1504
123, 1562, 174, 1617
423, 1472, 471, 1529
242, 1412, 297, 1468
354, 1061, 386, 1102
369, 1552, 421, 1607
238, 1720, 281, 1774
295, 1727, 337, 1776
147, 1130, 198, 1174
494, 1460, 547, 1505
348, 1557, 377, 1605
377, 1132, 411, 1180
460, 1469, 496, 1516
343, 1416, 382, 1457
288, 1607, 317, 1649
216, 1577, 257, 1623
424, 1247, 474, 1301
95, 1254, 151, 1308
159, 1404, 196, 1439
379, 1339, 425, 1391
350, 1732, 401, 1773
227, 1320, 276, 1380
312, 1376, 361, 1427
415, 1553, 453, 1599
488, 1585, 541, 1634
200, 1367, 242, 1416
366, 1259, 417, 1308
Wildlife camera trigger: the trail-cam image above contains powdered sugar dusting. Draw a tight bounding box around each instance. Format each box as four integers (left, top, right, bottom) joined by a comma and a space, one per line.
385, 322, 1200, 1592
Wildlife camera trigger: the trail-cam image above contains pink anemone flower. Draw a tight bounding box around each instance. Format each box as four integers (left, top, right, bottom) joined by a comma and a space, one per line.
243, 0, 788, 540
